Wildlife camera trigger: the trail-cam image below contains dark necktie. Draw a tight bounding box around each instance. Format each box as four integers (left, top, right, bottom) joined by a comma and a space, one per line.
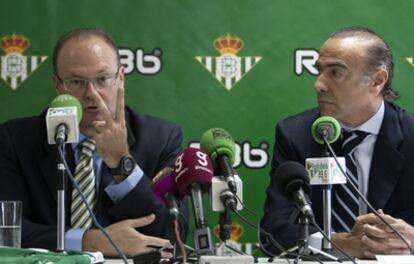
332, 130, 368, 232
71, 138, 96, 229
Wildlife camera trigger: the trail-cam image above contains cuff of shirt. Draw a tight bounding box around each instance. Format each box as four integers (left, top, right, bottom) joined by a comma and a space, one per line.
65, 228, 85, 251
105, 165, 144, 202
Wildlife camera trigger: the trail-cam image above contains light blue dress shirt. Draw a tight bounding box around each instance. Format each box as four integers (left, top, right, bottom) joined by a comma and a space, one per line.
65, 133, 144, 250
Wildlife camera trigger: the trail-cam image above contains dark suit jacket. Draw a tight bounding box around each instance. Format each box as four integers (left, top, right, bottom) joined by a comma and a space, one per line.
260, 102, 414, 253
0, 106, 188, 250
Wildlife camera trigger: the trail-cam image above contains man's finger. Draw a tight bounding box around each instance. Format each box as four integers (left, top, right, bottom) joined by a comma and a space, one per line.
362, 234, 409, 253
362, 234, 390, 252
355, 213, 378, 224
160, 250, 173, 259
363, 250, 376, 260
129, 214, 156, 228
377, 213, 399, 224
92, 120, 107, 134
364, 223, 390, 239
145, 237, 172, 249
90, 86, 114, 123
115, 86, 125, 123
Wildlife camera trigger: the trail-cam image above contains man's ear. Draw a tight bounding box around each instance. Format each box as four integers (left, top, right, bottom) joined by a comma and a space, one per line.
368, 69, 388, 96
118, 65, 125, 88
363, 69, 388, 95
52, 75, 64, 95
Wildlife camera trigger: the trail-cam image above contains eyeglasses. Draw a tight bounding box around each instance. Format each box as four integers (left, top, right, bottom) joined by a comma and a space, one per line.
56, 67, 119, 92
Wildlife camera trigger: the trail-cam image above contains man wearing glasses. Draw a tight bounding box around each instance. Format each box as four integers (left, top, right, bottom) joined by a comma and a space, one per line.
0, 28, 187, 258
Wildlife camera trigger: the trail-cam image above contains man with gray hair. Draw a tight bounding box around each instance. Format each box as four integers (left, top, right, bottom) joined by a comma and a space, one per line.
261, 26, 414, 258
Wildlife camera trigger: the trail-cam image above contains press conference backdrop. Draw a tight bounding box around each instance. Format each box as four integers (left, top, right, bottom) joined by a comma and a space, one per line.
1, 0, 414, 251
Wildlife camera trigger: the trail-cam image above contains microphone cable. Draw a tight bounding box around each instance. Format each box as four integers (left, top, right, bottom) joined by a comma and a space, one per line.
311, 220, 356, 264
232, 194, 325, 264
173, 218, 187, 264
323, 136, 414, 255
58, 146, 129, 264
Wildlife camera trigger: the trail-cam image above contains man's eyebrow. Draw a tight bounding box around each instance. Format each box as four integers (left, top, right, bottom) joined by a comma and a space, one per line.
316, 61, 347, 70
61, 68, 114, 79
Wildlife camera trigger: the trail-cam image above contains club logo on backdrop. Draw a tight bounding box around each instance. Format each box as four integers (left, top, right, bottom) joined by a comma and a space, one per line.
406, 57, 414, 70
195, 34, 262, 91
213, 222, 244, 241
0, 33, 47, 90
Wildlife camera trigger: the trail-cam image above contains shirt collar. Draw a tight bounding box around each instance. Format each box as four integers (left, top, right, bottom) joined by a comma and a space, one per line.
71, 133, 89, 151
341, 100, 384, 136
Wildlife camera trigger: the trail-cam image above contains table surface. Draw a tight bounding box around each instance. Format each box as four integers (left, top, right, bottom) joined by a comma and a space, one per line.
104, 258, 379, 264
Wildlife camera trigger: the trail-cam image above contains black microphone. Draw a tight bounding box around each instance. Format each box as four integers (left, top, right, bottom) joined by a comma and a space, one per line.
274, 161, 314, 221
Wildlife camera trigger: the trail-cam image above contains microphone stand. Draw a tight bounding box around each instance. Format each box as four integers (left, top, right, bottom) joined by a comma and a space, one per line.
281, 212, 338, 262
321, 143, 333, 251
190, 183, 213, 255
295, 214, 310, 264
219, 209, 231, 242
56, 143, 66, 251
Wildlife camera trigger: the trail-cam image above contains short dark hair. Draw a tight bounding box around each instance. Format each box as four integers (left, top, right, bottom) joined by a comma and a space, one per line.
52, 28, 120, 75
330, 26, 398, 101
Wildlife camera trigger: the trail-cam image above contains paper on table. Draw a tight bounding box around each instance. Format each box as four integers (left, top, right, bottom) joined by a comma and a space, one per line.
376, 255, 414, 264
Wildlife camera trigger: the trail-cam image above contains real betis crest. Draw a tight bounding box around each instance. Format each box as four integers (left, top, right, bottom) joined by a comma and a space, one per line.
406, 57, 414, 69
195, 34, 262, 91
0, 33, 48, 90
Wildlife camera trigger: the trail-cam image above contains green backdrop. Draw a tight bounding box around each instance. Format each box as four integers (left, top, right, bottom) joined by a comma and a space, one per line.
2, 0, 414, 253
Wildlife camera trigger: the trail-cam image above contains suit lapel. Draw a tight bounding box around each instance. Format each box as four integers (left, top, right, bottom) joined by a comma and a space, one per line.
368, 102, 405, 209
125, 107, 137, 149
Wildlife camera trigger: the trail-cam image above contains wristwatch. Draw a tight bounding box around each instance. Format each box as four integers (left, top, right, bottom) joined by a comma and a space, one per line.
108, 154, 136, 182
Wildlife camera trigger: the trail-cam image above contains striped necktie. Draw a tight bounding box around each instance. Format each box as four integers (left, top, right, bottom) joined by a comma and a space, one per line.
71, 138, 96, 229
332, 130, 368, 232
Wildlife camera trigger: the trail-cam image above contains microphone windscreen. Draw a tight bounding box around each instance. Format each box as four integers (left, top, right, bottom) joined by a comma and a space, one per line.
50, 94, 83, 123
311, 116, 341, 144
152, 173, 182, 204
152, 167, 173, 187
200, 128, 235, 167
173, 147, 213, 196
273, 161, 311, 196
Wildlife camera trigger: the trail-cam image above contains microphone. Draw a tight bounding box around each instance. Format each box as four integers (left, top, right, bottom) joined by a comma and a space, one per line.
47, 94, 82, 251
152, 168, 183, 219
200, 128, 237, 193
200, 128, 243, 212
274, 162, 348, 261
46, 94, 82, 145
306, 116, 345, 185
274, 161, 314, 221
311, 116, 341, 145
307, 116, 345, 251
173, 147, 214, 255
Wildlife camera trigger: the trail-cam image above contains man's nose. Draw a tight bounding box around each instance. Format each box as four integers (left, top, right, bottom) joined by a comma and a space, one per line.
83, 80, 98, 97
314, 75, 328, 93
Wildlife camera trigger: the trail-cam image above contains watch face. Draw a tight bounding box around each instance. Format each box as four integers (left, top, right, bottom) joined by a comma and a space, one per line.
123, 156, 135, 172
